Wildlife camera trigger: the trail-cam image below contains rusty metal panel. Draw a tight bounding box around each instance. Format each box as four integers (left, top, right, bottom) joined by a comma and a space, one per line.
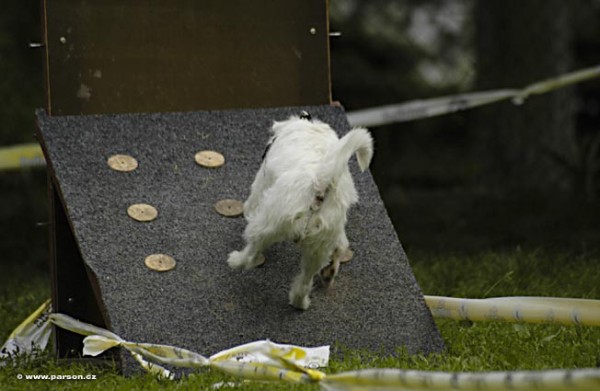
43, 0, 331, 115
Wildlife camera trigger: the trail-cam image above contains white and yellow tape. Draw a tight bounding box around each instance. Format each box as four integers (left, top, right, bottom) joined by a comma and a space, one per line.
0, 299, 52, 365
2, 65, 600, 172
424, 295, 600, 326
346, 64, 600, 127
3, 295, 600, 388
49, 312, 600, 389
0, 143, 45, 171
321, 368, 600, 390
49, 312, 328, 383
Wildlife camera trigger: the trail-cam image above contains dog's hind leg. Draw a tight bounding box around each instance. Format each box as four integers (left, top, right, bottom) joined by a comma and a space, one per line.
320, 228, 350, 285
243, 168, 274, 220
227, 245, 266, 270
289, 247, 330, 310
320, 249, 342, 285
227, 233, 270, 270
227, 215, 277, 270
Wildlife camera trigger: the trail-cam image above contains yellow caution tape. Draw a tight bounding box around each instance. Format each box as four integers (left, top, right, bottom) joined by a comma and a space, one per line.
3, 66, 599, 172
49, 310, 121, 339
0, 143, 45, 171
209, 339, 329, 369
211, 360, 314, 384
47, 313, 600, 390
347, 90, 516, 127
0, 299, 52, 364
4, 297, 600, 388
347, 64, 600, 127
129, 350, 174, 379
322, 368, 600, 390
514, 65, 600, 103
49, 313, 327, 383
424, 296, 600, 326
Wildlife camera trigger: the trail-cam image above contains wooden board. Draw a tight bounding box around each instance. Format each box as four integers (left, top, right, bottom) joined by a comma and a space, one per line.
43, 0, 331, 115
48, 183, 112, 359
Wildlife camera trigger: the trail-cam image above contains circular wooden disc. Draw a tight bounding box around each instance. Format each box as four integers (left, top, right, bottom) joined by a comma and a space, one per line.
144, 254, 176, 272
195, 150, 225, 168
255, 254, 266, 267
339, 248, 354, 263
107, 154, 138, 172
127, 203, 158, 222
214, 199, 244, 217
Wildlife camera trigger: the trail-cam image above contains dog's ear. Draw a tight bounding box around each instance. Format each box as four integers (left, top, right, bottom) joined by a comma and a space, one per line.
299, 111, 312, 121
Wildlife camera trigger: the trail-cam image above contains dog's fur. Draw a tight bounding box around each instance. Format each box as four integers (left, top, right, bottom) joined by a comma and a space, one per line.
227, 114, 373, 310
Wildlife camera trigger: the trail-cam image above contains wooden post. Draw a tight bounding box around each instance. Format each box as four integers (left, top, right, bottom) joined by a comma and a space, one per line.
48, 183, 110, 359
43, 0, 331, 115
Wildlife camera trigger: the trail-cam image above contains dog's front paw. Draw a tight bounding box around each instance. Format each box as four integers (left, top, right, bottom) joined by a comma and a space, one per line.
227, 251, 248, 269
227, 251, 265, 270
289, 291, 311, 310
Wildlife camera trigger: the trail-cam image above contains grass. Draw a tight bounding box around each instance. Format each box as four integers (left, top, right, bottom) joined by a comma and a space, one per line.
1, 249, 599, 390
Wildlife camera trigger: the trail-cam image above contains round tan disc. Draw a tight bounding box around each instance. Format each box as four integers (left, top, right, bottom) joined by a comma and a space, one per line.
214, 199, 244, 217
107, 154, 138, 172
144, 254, 176, 272
339, 248, 354, 263
255, 254, 266, 267
195, 150, 225, 168
127, 203, 158, 222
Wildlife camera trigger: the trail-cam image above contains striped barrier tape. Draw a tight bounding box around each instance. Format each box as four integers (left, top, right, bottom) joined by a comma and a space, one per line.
0, 299, 51, 365
49, 313, 600, 389
3, 297, 599, 388
2, 65, 599, 172
50, 312, 329, 382
346, 64, 600, 127
424, 295, 600, 326
321, 368, 600, 390
0, 143, 45, 171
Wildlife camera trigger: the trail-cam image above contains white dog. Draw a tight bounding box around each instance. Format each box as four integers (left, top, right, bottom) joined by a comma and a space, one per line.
227, 112, 373, 310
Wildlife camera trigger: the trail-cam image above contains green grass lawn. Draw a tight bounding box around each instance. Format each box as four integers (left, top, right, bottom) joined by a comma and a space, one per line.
1, 249, 599, 390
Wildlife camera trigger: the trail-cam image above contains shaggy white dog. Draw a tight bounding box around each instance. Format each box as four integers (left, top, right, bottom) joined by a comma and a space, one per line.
227, 112, 373, 310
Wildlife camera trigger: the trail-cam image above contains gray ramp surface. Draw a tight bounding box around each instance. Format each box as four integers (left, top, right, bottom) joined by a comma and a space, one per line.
36, 105, 444, 374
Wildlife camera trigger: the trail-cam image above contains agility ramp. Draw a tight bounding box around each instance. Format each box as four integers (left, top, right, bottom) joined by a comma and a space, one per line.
36, 104, 444, 374
38, 0, 443, 375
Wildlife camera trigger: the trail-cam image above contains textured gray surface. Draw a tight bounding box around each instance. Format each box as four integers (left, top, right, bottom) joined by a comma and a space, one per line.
37, 105, 444, 375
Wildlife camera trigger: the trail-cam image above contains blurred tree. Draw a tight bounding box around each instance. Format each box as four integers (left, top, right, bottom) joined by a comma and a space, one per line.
0, 0, 43, 145
572, 1, 600, 200
330, 0, 472, 109
0, 0, 47, 269
330, 0, 473, 192
330, 0, 428, 190
473, 0, 576, 194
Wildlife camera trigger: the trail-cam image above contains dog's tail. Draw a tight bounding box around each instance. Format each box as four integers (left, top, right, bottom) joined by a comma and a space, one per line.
315, 127, 373, 190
